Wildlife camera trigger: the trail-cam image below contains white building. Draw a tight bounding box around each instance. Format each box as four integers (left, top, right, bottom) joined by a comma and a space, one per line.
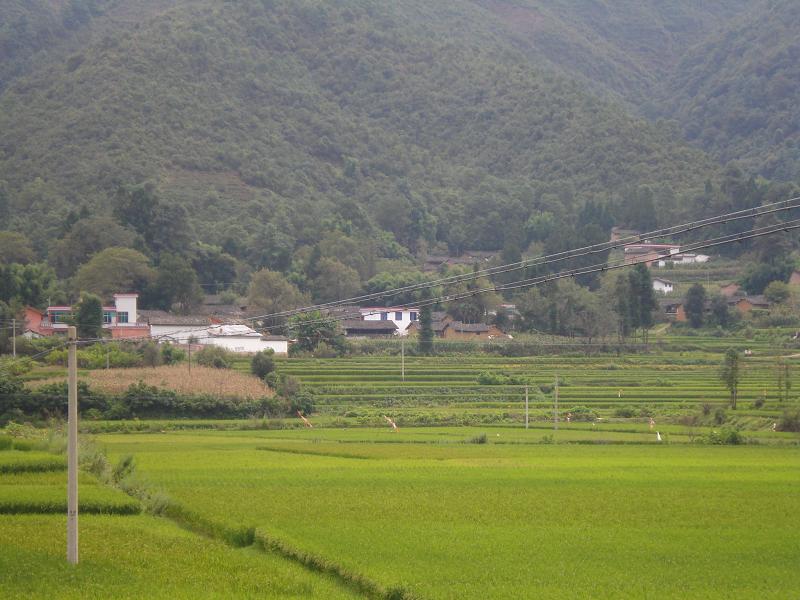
139, 311, 288, 354
201, 324, 289, 355
656, 253, 710, 267
359, 307, 419, 336
652, 278, 675, 294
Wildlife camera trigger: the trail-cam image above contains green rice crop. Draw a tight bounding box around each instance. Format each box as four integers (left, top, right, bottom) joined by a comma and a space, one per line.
0, 515, 360, 599
99, 429, 800, 599
0, 451, 65, 474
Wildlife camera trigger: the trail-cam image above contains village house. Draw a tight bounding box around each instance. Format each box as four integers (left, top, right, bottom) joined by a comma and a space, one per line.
138, 310, 288, 354
652, 277, 675, 294
359, 307, 419, 335
623, 243, 681, 266
728, 295, 770, 314
340, 319, 398, 338
406, 312, 510, 340
25, 293, 150, 339
655, 253, 710, 267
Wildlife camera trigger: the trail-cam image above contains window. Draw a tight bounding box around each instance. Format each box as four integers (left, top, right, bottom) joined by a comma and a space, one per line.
103, 312, 114, 324
380, 312, 388, 321
51, 311, 71, 323
395, 311, 403, 321
410, 312, 418, 321
117, 312, 129, 324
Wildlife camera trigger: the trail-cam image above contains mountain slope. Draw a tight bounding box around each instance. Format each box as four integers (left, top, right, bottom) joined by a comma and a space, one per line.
0, 0, 720, 259
658, 0, 800, 180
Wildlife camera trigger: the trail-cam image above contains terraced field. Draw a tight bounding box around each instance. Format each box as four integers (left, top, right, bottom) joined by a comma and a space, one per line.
229, 336, 798, 429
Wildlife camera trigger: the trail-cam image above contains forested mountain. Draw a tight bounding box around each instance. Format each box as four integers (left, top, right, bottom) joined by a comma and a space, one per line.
657, 0, 800, 181
0, 0, 717, 258
0, 0, 798, 313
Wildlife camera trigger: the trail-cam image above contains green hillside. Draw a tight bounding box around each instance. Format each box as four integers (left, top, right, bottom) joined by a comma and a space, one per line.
0, 0, 717, 261
659, 0, 800, 181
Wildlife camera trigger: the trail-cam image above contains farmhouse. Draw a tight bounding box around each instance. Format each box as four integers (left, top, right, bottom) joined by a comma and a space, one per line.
25, 293, 150, 339
623, 243, 681, 265
659, 299, 686, 322
341, 319, 398, 338
652, 277, 675, 294
201, 324, 289, 355
139, 310, 289, 354
359, 307, 419, 335
728, 295, 770, 314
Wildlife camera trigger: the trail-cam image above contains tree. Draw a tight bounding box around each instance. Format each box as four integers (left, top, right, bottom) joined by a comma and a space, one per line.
247, 269, 308, 319
720, 348, 740, 410
0, 263, 61, 308
251, 349, 275, 380
418, 289, 434, 355
73, 292, 103, 339
0, 231, 35, 264
49, 217, 138, 277
148, 254, 203, 313
310, 258, 361, 304
610, 273, 632, 341
684, 283, 707, 329
627, 264, 657, 341
764, 281, 791, 304
191, 243, 237, 291
288, 311, 343, 353
73, 247, 155, 298
709, 294, 732, 328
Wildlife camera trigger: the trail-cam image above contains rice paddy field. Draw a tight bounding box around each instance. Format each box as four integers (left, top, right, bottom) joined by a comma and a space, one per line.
4, 335, 800, 598
92, 429, 800, 599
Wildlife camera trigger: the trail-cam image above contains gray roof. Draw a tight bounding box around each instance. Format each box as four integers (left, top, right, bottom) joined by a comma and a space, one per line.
138, 310, 211, 326
261, 335, 289, 341
341, 319, 398, 331
449, 321, 490, 333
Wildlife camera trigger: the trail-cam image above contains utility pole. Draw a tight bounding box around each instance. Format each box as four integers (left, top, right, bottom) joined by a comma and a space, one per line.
67, 326, 79, 564
401, 338, 405, 383
106, 344, 110, 370
188, 342, 192, 373
11, 318, 15, 358
525, 384, 529, 430
554, 373, 559, 431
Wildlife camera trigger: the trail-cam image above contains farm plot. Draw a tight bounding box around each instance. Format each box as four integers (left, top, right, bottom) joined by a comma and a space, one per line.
253, 352, 796, 426
0, 515, 360, 599
101, 429, 800, 599
0, 446, 359, 599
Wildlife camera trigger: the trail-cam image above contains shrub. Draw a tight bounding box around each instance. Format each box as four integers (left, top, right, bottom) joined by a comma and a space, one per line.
713, 407, 727, 425
777, 410, 800, 432
567, 406, 597, 422
250, 349, 275, 380
614, 407, 636, 418
160, 343, 186, 365
703, 428, 744, 445
467, 433, 488, 444
195, 346, 233, 369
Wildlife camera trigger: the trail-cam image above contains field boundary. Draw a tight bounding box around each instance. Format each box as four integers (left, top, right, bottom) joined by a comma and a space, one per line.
105, 452, 418, 600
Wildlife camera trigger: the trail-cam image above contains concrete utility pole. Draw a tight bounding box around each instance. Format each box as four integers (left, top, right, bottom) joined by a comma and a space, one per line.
67, 326, 79, 564
525, 384, 529, 430
554, 373, 559, 431
11, 318, 15, 358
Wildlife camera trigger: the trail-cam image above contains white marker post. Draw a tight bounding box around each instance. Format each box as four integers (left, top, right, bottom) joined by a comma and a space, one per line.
67, 326, 79, 564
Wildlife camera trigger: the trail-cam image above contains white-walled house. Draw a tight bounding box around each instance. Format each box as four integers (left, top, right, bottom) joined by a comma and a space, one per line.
139, 311, 288, 354
359, 307, 419, 335
652, 277, 675, 294
30, 293, 150, 339
201, 324, 289, 355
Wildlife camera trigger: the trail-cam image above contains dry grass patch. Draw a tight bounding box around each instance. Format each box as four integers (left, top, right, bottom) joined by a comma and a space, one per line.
34, 366, 271, 400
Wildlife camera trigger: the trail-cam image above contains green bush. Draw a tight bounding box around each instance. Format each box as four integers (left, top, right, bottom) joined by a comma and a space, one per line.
777, 410, 800, 432
702, 428, 744, 445
250, 349, 275, 380
195, 346, 234, 369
